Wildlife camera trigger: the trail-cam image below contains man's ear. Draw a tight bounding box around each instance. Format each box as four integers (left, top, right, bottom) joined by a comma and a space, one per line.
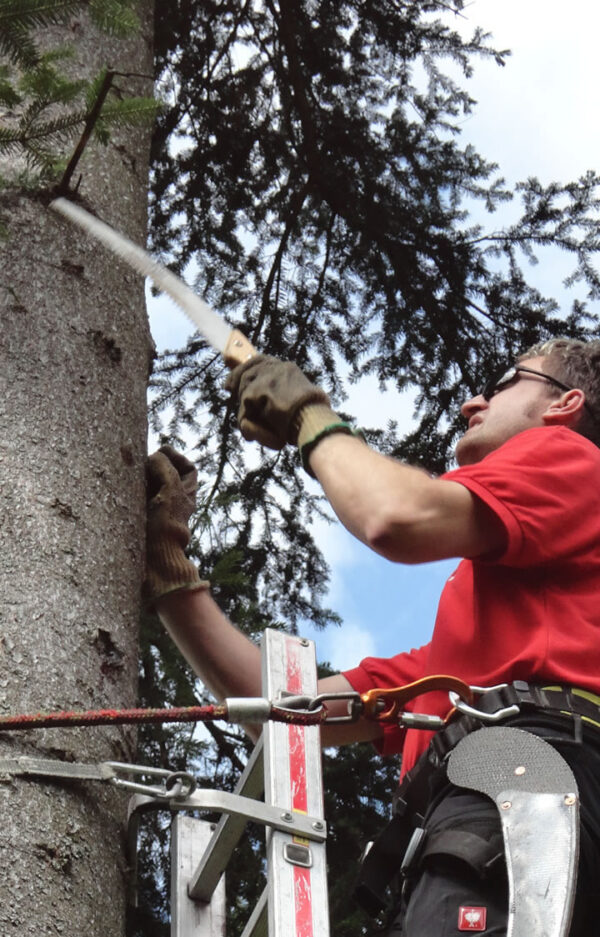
542, 388, 586, 428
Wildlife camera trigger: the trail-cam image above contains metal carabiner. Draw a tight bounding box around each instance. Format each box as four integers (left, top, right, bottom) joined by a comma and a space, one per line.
361, 675, 474, 724
277, 694, 315, 711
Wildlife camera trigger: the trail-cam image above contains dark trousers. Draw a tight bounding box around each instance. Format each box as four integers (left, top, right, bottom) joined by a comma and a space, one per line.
385, 722, 600, 937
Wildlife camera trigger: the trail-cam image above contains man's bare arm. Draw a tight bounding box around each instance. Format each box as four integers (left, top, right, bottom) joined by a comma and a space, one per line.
156, 588, 383, 747
225, 358, 505, 564
308, 434, 505, 563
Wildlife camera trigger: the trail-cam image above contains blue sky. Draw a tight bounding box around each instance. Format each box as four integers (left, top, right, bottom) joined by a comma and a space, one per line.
148, 0, 600, 672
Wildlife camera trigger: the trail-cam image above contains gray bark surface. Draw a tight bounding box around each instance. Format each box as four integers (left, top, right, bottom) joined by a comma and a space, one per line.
0, 7, 154, 934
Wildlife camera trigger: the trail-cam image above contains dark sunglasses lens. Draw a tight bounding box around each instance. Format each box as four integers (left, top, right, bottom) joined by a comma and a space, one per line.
481, 367, 517, 400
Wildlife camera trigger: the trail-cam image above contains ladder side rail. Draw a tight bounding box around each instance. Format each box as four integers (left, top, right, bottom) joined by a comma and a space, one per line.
188, 738, 265, 902
262, 630, 330, 937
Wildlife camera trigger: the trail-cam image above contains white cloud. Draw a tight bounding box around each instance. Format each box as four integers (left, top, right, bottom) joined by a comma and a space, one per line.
454, 0, 600, 183
318, 620, 377, 672
309, 513, 364, 568
343, 375, 418, 433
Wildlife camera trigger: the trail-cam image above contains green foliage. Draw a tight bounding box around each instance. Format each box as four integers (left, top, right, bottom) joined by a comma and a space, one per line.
0, 64, 21, 106
0, 0, 71, 67
87, 0, 139, 37
0, 0, 139, 67
2, 48, 85, 174
0, 0, 157, 182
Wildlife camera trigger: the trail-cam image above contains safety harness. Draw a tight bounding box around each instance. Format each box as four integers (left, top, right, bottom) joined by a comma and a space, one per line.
354, 680, 598, 936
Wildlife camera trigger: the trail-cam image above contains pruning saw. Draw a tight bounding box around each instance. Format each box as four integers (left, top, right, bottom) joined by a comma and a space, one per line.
50, 197, 256, 368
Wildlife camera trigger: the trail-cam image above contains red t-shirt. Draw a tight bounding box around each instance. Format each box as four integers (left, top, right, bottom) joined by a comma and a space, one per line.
343, 426, 600, 776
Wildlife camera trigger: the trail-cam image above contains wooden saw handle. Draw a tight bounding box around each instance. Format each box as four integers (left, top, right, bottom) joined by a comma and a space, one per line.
223, 328, 257, 368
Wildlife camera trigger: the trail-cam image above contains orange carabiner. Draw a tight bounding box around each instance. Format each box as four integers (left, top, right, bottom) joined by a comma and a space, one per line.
360, 675, 474, 724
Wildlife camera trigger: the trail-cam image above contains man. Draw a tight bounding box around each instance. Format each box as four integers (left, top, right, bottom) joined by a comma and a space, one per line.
146, 337, 600, 935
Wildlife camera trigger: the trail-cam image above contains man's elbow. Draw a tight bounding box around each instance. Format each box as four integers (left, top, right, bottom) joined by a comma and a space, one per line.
364, 512, 437, 564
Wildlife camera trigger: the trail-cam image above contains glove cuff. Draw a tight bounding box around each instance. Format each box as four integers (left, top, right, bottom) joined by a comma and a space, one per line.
144, 535, 210, 607
296, 404, 362, 476
151, 577, 211, 606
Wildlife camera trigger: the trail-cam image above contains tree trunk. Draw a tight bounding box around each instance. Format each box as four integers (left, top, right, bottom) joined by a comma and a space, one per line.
0, 7, 154, 935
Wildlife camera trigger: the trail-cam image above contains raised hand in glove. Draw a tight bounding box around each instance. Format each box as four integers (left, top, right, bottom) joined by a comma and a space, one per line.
225, 354, 345, 453
144, 445, 209, 605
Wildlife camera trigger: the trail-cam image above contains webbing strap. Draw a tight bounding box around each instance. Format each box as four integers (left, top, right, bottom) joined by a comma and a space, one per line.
431, 681, 600, 765
420, 829, 503, 877
352, 816, 414, 917
473, 681, 600, 727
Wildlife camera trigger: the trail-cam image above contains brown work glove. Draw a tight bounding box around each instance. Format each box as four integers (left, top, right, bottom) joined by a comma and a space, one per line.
225, 354, 336, 450
144, 445, 209, 605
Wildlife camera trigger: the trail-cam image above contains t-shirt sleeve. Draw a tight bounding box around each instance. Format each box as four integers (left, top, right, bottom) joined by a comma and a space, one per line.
443, 427, 600, 568
343, 642, 431, 755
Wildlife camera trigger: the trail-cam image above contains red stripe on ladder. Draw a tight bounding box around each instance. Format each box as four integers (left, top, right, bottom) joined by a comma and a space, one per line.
286, 637, 313, 937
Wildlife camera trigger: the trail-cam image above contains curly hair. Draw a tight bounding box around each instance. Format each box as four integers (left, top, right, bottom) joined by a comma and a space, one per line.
521, 338, 600, 446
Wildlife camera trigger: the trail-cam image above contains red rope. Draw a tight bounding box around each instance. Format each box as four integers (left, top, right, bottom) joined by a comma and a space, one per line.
0, 702, 327, 731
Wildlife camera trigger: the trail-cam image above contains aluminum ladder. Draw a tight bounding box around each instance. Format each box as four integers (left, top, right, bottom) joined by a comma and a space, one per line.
170, 629, 330, 937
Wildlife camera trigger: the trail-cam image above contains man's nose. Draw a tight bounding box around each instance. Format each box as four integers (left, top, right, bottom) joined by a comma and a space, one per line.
460, 394, 488, 419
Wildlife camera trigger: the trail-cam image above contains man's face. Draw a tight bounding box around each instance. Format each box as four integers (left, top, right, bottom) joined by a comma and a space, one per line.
455, 356, 559, 466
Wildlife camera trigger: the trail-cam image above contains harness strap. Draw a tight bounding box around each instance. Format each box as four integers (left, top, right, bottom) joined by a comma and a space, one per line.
353, 816, 416, 917
419, 828, 504, 879
484, 681, 600, 728
430, 681, 600, 765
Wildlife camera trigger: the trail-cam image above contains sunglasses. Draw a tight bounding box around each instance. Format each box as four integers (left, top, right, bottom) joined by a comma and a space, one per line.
481, 365, 600, 426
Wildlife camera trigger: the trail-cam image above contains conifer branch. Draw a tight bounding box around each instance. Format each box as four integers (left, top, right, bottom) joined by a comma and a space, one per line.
56, 68, 114, 193
0, 0, 156, 186
252, 177, 311, 346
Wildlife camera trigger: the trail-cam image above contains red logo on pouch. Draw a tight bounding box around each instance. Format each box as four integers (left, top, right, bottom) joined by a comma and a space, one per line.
458, 906, 487, 930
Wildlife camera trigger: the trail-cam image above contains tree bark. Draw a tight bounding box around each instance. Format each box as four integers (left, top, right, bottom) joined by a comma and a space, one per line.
0, 7, 154, 934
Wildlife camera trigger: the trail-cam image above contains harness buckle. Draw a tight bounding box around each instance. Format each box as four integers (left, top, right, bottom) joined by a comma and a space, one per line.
448, 684, 521, 723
